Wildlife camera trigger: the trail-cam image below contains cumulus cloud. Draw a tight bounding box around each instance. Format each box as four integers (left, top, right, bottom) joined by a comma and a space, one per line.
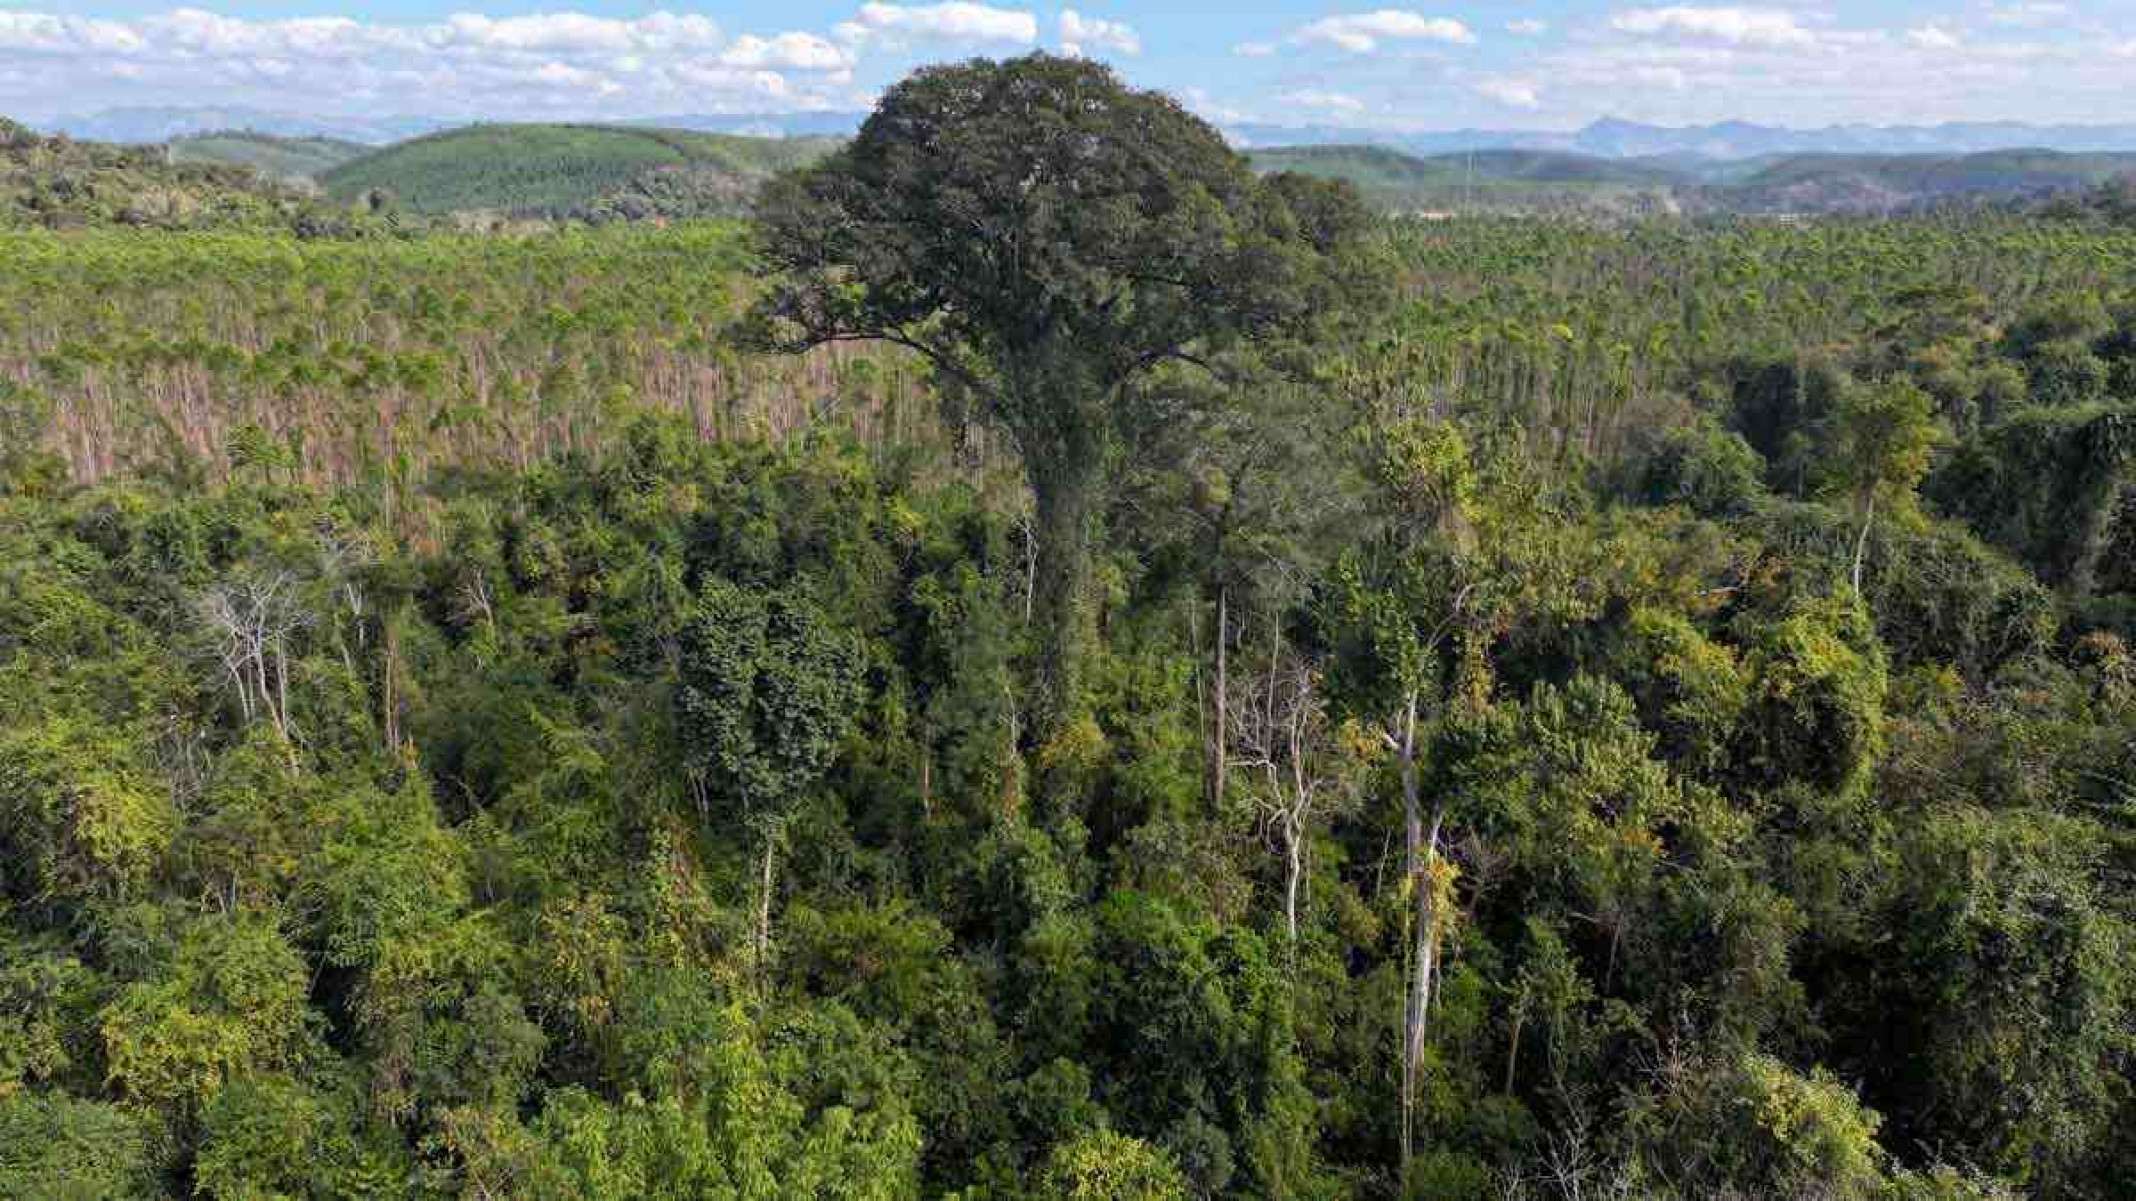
0, 7, 912, 120
438, 12, 721, 55
0, 12, 148, 54
1984, 2, 2074, 29
1474, 77, 1541, 107
1059, 10, 1140, 57
719, 32, 852, 71
833, 2, 1038, 47
1630, 64, 1691, 90
1179, 86, 1248, 124
1293, 11, 1477, 53
1506, 19, 1550, 36
1523, 8, 2136, 128
1609, 7, 1815, 48
1282, 88, 1367, 112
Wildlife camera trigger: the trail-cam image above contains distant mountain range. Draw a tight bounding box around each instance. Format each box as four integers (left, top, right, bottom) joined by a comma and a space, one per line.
1225, 118, 2136, 160
13, 112, 2131, 226
46, 106, 449, 147
40, 107, 2136, 160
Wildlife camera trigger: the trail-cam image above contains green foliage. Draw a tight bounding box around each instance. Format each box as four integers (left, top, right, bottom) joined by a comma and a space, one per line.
1628, 1051, 1892, 1199
755, 52, 1380, 728
322, 124, 836, 219
1040, 1129, 1189, 1200
0, 717, 174, 903
98, 912, 310, 1112
0, 121, 328, 232
170, 131, 367, 182
3, 62, 2136, 1201
0, 1090, 164, 1200
677, 582, 865, 830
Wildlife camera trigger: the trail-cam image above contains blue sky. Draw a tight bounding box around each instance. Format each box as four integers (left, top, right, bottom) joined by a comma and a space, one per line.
5, 2, 2135, 129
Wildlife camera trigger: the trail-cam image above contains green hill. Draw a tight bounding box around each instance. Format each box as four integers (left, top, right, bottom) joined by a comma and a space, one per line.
1248, 143, 1684, 215
1250, 142, 2136, 216
0, 116, 317, 230
1250, 145, 1683, 188
321, 123, 838, 218
1731, 149, 2136, 211
169, 130, 366, 181
1430, 148, 1686, 185
1746, 148, 2136, 190
1247, 144, 1463, 191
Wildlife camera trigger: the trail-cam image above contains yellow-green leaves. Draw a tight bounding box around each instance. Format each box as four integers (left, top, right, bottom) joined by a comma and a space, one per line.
0, 718, 173, 903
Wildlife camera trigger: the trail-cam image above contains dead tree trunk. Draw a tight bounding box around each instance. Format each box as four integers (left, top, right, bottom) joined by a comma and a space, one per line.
755, 831, 778, 977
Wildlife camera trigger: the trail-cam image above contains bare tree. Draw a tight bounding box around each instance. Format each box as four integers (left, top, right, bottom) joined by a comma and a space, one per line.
1226, 625, 1358, 945
197, 570, 310, 752
314, 524, 377, 656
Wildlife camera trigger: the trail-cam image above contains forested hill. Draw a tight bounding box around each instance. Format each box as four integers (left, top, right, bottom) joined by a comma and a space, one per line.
1726, 149, 2136, 212
11, 110, 2131, 229
319, 123, 838, 220
168, 130, 367, 181
1250, 141, 2136, 215
0, 117, 316, 230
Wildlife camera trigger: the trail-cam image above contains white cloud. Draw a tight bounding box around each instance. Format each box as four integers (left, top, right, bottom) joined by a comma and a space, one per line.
1630, 64, 1691, 90
1523, 10, 2136, 127
0, 7, 877, 120
0, 13, 147, 54
1293, 11, 1477, 53
1984, 2, 2073, 29
1059, 10, 1140, 57
1282, 88, 1366, 112
439, 13, 720, 55
1474, 77, 1541, 107
1179, 86, 1247, 124
1609, 7, 1815, 48
1233, 40, 1277, 57
720, 32, 851, 70
834, 2, 1038, 47
1506, 19, 1550, 36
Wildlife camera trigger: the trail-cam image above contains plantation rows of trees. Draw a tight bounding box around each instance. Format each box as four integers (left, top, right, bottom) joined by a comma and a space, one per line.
3, 57, 2134, 1199
316, 125, 840, 223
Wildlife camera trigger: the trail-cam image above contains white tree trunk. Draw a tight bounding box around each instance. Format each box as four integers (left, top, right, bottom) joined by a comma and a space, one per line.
1852, 489, 1877, 595
1284, 813, 1303, 944
756, 833, 778, 976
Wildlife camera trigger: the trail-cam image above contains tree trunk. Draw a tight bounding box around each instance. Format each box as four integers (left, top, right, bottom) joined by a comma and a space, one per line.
382, 615, 401, 754
1852, 489, 1876, 595
1399, 693, 1424, 1176
1210, 585, 1228, 814
755, 833, 778, 976
1284, 812, 1302, 944
1505, 1012, 1524, 1095
1028, 451, 1100, 739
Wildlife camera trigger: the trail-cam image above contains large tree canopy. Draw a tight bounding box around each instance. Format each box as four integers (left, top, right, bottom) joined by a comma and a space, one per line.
752, 53, 1379, 731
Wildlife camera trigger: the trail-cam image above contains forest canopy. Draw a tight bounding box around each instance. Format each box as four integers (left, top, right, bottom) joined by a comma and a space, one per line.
1, 54, 2134, 1201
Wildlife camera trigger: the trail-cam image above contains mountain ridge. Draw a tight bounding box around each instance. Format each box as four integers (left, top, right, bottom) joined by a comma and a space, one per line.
40, 107, 2136, 161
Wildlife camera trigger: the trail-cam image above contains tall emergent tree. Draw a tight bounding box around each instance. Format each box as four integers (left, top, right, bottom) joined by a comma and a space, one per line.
1822, 376, 1939, 594
677, 582, 863, 968
752, 53, 1377, 731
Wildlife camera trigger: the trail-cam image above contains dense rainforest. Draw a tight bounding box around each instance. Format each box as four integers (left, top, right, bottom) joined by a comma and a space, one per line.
3, 57, 2135, 1200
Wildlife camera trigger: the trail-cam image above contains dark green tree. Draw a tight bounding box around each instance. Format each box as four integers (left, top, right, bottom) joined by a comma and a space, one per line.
676, 582, 864, 967
751, 53, 1377, 731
